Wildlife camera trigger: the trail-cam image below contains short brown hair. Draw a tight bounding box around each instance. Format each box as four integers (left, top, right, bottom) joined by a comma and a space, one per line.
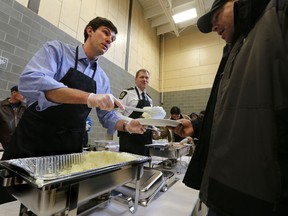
84, 17, 118, 42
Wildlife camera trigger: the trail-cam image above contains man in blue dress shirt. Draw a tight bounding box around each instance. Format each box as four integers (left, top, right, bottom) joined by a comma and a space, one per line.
2, 17, 145, 160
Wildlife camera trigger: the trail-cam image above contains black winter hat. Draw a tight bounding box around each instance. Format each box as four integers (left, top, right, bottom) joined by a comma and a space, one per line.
197, 0, 227, 33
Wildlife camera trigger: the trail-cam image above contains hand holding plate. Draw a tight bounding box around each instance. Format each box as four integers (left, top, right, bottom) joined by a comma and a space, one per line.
173, 119, 194, 137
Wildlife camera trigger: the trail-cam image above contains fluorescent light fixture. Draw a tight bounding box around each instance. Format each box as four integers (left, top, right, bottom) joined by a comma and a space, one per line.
172, 8, 197, 23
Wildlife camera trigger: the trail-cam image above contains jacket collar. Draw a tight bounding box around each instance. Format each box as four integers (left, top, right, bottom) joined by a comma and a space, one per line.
232, 0, 270, 45
1, 97, 26, 107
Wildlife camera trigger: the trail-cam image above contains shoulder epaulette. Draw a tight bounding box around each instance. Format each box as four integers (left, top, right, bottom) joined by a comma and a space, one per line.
126, 87, 134, 91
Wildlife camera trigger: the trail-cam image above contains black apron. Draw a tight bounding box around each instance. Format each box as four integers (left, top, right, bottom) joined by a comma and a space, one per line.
2, 46, 96, 160
118, 88, 152, 156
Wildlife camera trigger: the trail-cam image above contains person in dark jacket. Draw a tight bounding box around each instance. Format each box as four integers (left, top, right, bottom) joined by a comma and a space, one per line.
0, 85, 26, 204
174, 0, 288, 215
0, 85, 26, 150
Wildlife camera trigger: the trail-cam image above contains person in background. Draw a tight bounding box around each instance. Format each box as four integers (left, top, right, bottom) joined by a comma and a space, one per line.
116, 69, 153, 156
0, 85, 26, 204
174, 0, 288, 215
189, 112, 199, 121
1, 17, 146, 161
198, 110, 205, 120
188, 111, 203, 146
83, 116, 92, 148
169, 106, 190, 142
0, 85, 26, 150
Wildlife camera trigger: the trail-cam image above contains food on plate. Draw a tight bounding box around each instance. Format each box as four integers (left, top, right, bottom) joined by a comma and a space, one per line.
60, 151, 136, 175
142, 106, 166, 119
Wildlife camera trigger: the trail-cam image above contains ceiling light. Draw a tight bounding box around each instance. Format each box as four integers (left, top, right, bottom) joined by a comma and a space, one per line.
172, 8, 197, 24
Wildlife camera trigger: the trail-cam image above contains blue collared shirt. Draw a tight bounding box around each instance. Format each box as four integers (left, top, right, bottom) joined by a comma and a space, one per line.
19, 40, 120, 134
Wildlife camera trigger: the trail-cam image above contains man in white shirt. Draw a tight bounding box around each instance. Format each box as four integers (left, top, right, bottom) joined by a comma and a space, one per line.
117, 69, 153, 155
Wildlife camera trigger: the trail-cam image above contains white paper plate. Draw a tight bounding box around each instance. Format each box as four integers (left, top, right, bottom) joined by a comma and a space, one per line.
136, 118, 180, 127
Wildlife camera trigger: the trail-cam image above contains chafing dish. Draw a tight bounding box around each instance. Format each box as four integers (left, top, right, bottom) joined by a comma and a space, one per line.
91, 140, 119, 152
0, 151, 150, 216
146, 143, 191, 159
116, 167, 166, 207
146, 143, 191, 175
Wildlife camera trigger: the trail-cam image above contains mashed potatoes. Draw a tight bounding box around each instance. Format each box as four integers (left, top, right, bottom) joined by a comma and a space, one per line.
60, 151, 137, 175
142, 106, 166, 119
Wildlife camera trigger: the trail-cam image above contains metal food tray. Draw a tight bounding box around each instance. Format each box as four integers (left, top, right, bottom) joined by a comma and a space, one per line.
0, 152, 151, 215
91, 140, 119, 152
146, 143, 191, 159
0, 151, 150, 187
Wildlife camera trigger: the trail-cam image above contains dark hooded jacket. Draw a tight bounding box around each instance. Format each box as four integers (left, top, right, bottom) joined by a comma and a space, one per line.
183, 0, 288, 215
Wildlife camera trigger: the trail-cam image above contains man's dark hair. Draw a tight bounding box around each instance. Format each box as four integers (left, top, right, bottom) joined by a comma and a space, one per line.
84, 17, 118, 42
10, 85, 18, 92
170, 106, 181, 115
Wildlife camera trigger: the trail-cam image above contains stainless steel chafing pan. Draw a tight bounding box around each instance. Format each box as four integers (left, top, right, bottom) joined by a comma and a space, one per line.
0, 151, 151, 216
146, 143, 191, 159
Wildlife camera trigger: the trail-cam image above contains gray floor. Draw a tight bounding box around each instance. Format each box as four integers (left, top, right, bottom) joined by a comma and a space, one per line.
0, 153, 202, 216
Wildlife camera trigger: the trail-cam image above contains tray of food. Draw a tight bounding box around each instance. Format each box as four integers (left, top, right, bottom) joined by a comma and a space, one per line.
0, 151, 151, 215
0, 151, 150, 184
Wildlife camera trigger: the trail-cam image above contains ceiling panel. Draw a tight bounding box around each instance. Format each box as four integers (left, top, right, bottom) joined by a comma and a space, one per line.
138, 0, 215, 36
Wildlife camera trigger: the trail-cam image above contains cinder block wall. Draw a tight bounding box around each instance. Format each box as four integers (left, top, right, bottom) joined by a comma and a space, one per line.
162, 88, 210, 117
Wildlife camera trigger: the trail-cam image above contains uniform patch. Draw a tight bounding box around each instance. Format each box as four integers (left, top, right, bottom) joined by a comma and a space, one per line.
119, 91, 127, 99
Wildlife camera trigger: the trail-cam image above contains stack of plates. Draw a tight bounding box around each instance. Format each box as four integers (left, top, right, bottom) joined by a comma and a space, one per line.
136, 119, 180, 127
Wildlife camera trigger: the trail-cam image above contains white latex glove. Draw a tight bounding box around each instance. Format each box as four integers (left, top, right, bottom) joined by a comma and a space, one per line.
125, 119, 146, 134
87, 93, 124, 111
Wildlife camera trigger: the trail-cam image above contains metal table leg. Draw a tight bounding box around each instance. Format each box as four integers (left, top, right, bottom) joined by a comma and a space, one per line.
130, 165, 142, 213
65, 183, 79, 216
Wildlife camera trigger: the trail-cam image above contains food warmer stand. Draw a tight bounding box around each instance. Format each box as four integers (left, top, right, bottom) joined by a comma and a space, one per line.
0, 152, 150, 216
115, 142, 191, 207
